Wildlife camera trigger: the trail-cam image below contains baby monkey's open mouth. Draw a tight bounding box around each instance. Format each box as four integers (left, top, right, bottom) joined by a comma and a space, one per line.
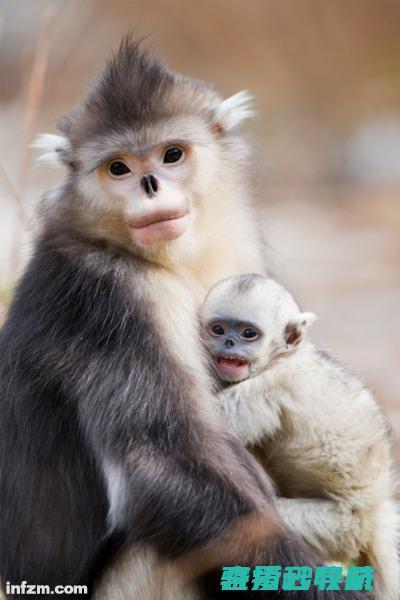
214, 355, 250, 382
217, 356, 248, 368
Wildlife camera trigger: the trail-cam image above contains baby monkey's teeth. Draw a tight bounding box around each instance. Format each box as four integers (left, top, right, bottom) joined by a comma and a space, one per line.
217, 357, 249, 367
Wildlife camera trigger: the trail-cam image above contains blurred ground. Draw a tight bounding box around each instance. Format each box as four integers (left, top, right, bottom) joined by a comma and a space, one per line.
0, 0, 399, 455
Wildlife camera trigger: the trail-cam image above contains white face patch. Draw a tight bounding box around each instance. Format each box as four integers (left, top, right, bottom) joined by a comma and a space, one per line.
72, 115, 222, 252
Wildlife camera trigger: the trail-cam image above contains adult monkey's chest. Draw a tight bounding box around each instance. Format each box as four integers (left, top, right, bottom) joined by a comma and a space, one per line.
144, 267, 210, 375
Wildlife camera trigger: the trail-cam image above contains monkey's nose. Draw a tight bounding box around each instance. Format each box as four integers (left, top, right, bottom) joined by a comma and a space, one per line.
225, 339, 235, 348
141, 174, 159, 197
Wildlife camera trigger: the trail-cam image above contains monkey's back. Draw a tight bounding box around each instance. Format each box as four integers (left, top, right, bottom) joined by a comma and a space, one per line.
263, 344, 393, 503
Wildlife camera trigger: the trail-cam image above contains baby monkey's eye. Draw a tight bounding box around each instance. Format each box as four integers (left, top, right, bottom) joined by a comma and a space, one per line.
240, 327, 259, 341
163, 147, 184, 164
209, 323, 225, 337
108, 160, 131, 177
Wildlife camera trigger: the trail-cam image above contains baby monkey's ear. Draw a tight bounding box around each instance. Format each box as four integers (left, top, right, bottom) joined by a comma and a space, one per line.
212, 90, 254, 134
284, 312, 318, 347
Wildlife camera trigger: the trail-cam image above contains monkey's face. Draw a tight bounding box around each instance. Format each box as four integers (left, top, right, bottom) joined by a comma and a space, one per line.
94, 137, 198, 246
200, 274, 316, 384
203, 318, 265, 383
74, 114, 222, 251
100, 148, 190, 246
200, 275, 282, 383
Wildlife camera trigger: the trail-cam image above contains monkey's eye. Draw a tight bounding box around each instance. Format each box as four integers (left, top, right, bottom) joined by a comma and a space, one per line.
240, 327, 259, 341
163, 147, 184, 164
108, 160, 131, 177
209, 323, 225, 337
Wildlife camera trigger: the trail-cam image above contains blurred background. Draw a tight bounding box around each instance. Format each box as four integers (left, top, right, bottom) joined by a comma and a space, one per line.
0, 0, 399, 454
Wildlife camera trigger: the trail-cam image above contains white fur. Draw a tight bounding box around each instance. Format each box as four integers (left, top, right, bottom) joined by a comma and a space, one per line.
102, 459, 128, 531
214, 90, 254, 130
210, 276, 399, 599
32, 133, 70, 166
291, 311, 318, 328
216, 372, 284, 445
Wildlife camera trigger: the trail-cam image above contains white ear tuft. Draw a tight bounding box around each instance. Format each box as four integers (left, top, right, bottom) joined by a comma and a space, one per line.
214, 90, 255, 131
32, 133, 70, 167
297, 312, 318, 328
284, 312, 318, 346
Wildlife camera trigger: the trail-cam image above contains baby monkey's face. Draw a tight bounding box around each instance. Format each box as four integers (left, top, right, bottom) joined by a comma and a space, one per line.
201, 274, 317, 385
204, 318, 265, 383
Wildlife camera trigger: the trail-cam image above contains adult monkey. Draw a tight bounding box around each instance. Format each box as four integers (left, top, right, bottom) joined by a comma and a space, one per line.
0, 40, 363, 600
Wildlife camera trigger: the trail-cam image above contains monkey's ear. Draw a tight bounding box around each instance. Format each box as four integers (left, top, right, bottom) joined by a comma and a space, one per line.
212, 90, 254, 133
284, 312, 318, 347
32, 133, 72, 168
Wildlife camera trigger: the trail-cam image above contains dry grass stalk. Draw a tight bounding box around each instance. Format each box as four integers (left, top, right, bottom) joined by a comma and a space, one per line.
18, 3, 57, 202
6, 3, 57, 277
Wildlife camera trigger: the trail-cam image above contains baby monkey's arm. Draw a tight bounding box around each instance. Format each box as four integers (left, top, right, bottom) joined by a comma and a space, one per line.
276, 497, 362, 563
217, 375, 282, 445
217, 376, 364, 562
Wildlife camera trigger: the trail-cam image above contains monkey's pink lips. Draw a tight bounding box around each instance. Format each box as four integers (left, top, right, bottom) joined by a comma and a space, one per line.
215, 355, 250, 381
127, 210, 190, 245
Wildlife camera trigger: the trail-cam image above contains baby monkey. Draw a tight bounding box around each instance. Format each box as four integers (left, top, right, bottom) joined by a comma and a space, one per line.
200, 273, 399, 600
